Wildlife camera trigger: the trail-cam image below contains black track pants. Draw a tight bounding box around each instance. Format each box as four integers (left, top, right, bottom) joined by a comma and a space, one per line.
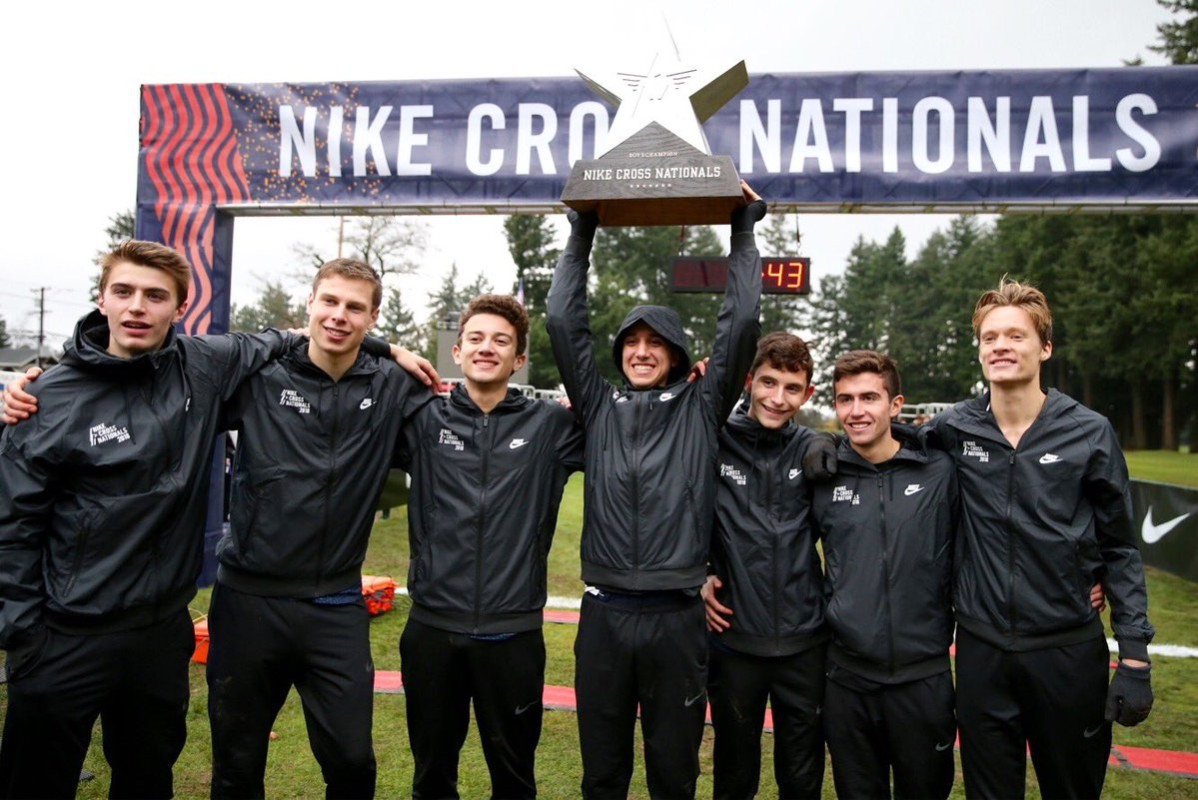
0, 610, 193, 800
207, 583, 376, 800
399, 617, 545, 800
956, 629, 1112, 800
574, 591, 708, 800
823, 667, 956, 800
708, 642, 827, 800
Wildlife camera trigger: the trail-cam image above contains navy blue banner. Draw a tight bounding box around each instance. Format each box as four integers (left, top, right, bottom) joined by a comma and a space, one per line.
204, 67, 1198, 212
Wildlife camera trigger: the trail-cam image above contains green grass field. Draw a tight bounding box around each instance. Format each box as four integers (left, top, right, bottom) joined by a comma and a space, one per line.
3, 455, 1197, 798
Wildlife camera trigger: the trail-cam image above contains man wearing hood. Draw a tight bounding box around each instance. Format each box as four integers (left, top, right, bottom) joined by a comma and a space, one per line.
546, 182, 764, 799
0, 241, 303, 797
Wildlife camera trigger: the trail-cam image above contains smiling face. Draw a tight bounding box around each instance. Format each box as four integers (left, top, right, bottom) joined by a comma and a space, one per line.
978, 305, 1052, 389
307, 274, 379, 359
835, 371, 904, 454
453, 312, 526, 389
621, 322, 679, 390
747, 363, 814, 429
97, 261, 188, 358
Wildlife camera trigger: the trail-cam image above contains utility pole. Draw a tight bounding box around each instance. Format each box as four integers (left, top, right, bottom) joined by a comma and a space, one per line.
35, 287, 47, 367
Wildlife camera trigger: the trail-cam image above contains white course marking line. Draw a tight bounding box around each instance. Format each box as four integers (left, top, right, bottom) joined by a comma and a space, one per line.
1108, 638, 1198, 659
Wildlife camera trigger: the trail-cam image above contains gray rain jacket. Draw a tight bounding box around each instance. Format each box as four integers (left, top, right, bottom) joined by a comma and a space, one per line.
400, 385, 584, 635
709, 405, 827, 657
215, 337, 429, 598
928, 390, 1155, 660
812, 431, 958, 684
0, 311, 292, 647
546, 228, 761, 592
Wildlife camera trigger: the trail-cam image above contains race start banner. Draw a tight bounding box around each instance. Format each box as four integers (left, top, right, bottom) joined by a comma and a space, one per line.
136, 66, 1198, 333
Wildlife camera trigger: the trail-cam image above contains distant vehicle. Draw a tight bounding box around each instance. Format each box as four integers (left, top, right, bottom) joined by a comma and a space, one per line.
899, 402, 954, 424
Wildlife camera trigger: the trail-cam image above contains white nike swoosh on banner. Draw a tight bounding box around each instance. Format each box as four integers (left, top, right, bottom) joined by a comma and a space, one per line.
1141, 507, 1190, 545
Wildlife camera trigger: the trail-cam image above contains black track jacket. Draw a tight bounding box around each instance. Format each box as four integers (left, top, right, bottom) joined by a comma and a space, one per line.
215, 338, 429, 598
0, 311, 293, 647
811, 435, 958, 684
709, 406, 827, 657
399, 385, 584, 635
927, 390, 1155, 660
546, 230, 761, 592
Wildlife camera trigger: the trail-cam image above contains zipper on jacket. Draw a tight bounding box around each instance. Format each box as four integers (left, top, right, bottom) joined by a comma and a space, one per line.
878, 472, 897, 675
631, 393, 645, 585
1005, 451, 1016, 636
474, 413, 493, 631
766, 439, 782, 650
319, 382, 340, 589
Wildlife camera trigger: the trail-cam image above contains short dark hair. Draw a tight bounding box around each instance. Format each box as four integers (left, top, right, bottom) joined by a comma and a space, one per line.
458, 294, 529, 356
833, 350, 902, 400
100, 240, 192, 307
750, 332, 814, 385
312, 258, 382, 309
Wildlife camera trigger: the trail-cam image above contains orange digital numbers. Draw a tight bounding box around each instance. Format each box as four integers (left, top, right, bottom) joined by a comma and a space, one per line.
764, 260, 785, 287
786, 260, 804, 290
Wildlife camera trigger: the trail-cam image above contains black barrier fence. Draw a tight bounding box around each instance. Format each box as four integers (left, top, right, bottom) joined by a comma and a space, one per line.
1132, 480, 1198, 583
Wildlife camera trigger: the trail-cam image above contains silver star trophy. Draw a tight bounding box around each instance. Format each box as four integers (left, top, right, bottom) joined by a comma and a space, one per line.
561, 51, 749, 226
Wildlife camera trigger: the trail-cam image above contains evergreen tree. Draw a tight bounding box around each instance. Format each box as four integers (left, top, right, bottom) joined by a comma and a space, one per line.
1151, 0, 1198, 64
503, 214, 562, 388
229, 281, 307, 333
374, 287, 421, 348
757, 213, 805, 335
91, 210, 135, 303
0, 315, 10, 349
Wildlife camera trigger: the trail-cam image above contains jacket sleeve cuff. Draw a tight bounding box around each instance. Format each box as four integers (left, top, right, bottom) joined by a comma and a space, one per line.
1118, 638, 1150, 662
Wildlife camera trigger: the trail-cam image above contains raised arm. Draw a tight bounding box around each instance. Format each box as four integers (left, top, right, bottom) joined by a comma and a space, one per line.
546, 210, 608, 422
701, 183, 765, 424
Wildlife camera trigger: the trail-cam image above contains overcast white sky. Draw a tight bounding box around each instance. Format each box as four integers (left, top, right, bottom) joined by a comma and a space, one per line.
0, 0, 1174, 347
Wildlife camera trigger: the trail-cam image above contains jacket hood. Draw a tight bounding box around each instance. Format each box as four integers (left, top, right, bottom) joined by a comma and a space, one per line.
959, 389, 1078, 427
61, 309, 179, 376
836, 421, 929, 469
611, 305, 692, 386
282, 335, 382, 380
725, 399, 797, 446
448, 382, 532, 415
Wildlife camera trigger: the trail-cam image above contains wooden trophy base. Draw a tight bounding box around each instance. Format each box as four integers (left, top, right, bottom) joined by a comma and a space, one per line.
562, 123, 743, 227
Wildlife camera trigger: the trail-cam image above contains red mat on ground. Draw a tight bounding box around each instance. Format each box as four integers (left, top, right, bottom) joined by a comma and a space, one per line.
372, 670, 1198, 779
543, 609, 580, 625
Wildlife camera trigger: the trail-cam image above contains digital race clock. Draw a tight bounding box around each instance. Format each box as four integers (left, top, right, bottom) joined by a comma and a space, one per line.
670, 256, 811, 295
